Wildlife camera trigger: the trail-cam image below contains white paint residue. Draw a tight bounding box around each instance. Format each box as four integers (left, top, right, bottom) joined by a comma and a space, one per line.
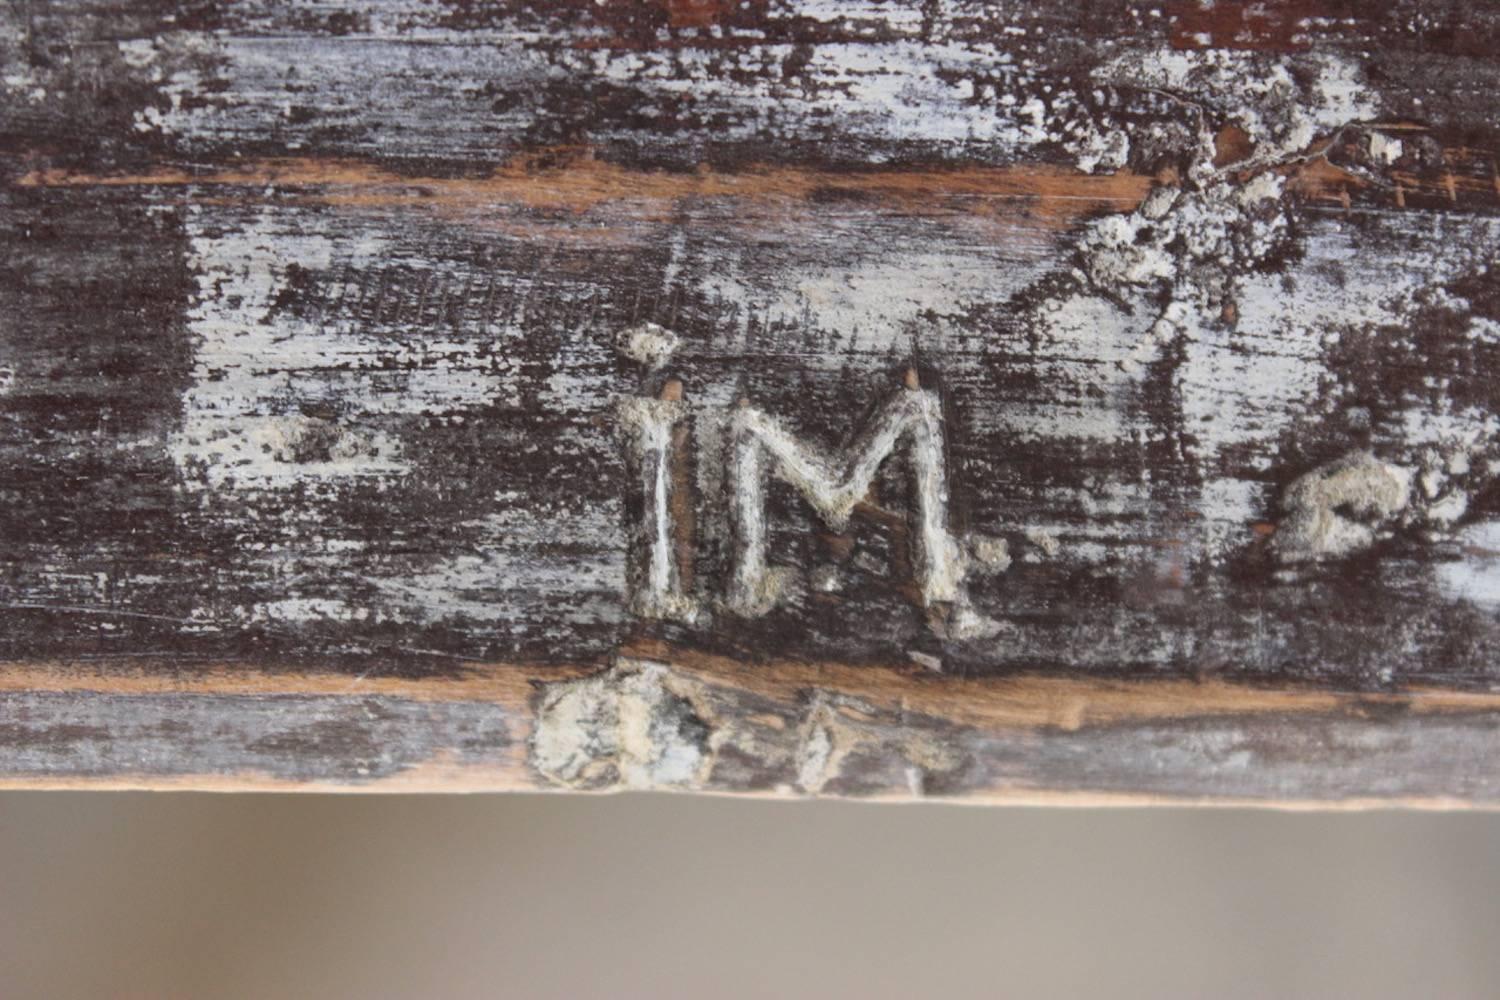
1393, 406, 1500, 455
168, 208, 632, 633
990, 292, 1156, 445
1196, 478, 1269, 559
146, 9, 560, 156
366, 505, 625, 629
171, 209, 546, 490
591, 39, 1037, 150
170, 214, 406, 487
1368, 131, 1404, 165
1182, 222, 1489, 477
1094, 50, 1377, 173
1068, 121, 1131, 174
1050, 49, 1389, 550
698, 219, 1054, 362
1435, 521, 1500, 608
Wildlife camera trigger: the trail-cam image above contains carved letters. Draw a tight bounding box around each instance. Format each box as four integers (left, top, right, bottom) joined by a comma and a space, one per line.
616, 326, 1001, 641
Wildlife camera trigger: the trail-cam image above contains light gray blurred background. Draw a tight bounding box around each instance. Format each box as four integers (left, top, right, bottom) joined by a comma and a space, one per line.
2, 794, 1498, 999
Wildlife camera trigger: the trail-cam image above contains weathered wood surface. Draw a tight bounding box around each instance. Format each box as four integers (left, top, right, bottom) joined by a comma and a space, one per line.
4, 0, 1500, 802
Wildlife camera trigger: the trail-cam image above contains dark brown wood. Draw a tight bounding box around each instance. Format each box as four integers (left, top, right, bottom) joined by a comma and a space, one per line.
4, 0, 1500, 802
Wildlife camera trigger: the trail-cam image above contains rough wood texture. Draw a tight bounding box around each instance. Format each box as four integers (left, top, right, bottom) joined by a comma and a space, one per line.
5, 0, 1500, 802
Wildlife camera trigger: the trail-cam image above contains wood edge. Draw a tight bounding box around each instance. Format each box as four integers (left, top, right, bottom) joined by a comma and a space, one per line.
7, 655, 1500, 804
0, 771, 1491, 812
6, 650, 1500, 729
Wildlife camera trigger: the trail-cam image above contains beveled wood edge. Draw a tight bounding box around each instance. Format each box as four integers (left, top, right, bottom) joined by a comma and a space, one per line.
0, 773, 1490, 812
4, 643, 1500, 805
6, 639, 1500, 726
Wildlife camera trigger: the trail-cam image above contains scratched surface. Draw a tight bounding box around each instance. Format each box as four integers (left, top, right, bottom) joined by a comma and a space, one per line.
4, 1, 1500, 795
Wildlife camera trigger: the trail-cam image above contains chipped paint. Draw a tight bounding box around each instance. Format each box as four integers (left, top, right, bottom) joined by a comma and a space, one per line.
531, 659, 712, 789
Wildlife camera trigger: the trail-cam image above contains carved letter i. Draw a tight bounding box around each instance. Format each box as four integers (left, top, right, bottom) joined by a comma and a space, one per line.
616, 325, 698, 624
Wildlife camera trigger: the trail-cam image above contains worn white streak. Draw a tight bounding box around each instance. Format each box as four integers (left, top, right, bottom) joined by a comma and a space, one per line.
589, 39, 1034, 152
171, 213, 405, 487
1436, 521, 1500, 608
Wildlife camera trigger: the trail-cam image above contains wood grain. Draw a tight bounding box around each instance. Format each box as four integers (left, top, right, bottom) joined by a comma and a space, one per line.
5, 0, 1500, 801
7, 649, 1500, 804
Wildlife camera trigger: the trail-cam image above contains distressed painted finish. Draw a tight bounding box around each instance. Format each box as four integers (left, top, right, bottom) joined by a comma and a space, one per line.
4, 0, 1500, 801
